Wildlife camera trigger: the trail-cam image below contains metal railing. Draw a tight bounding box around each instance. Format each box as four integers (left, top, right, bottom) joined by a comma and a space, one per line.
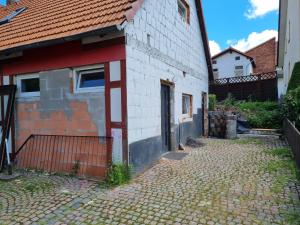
15, 135, 113, 178
283, 119, 300, 169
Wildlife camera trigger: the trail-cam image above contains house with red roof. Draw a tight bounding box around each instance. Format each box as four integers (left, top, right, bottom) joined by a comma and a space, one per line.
211, 38, 277, 80
246, 38, 277, 75
0, 0, 212, 176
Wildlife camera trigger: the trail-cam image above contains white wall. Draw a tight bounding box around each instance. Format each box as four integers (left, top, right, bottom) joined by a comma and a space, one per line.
280, 0, 300, 95
212, 52, 253, 79
125, 0, 208, 145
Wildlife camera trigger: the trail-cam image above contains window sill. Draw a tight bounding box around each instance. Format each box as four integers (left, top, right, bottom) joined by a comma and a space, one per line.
17, 92, 40, 98
74, 87, 104, 94
181, 116, 193, 122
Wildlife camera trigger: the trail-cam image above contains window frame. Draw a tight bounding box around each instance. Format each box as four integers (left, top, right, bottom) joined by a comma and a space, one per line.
16, 74, 40, 98
235, 56, 241, 61
73, 65, 105, 94
182, 93, 193, 119
177, 0, 190, 24
234, 65, 244, 77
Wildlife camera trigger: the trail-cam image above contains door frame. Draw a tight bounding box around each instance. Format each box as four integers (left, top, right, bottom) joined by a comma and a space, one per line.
160, 80, 175, 152
202, 91, 209, 137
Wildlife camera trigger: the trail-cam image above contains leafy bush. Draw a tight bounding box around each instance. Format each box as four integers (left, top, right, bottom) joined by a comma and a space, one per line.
287, 62, 300, 91
235, 101, 282, 129
107, 163, 133, 186
223, 93, 235, 110
215, 94, 282, 129
282, 87, 300, 130
208, 94, 217, 111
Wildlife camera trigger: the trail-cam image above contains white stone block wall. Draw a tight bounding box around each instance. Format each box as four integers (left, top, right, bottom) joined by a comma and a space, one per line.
125, 0, 209, 145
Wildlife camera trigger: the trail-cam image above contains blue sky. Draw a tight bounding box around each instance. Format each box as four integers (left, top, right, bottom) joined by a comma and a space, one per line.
0, 0, 5, 6
202, 0, 279, 55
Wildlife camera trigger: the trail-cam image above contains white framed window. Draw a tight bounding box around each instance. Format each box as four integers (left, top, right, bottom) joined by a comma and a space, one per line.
73, 65, 105, 93
213, 69, 219, 79
235, 66, 244, 77
16, 74, 40, 97
178, 0, 190, 23
182, 94, 193, 118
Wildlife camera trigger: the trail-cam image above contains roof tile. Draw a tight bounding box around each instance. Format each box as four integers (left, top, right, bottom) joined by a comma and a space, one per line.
0, 0, 134, 51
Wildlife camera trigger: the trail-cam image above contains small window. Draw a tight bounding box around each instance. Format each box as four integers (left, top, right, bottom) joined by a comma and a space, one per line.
235, 56, 240, 61
213, 68, 218, 72
178, 0, 190, 23
182, 94, 192, 117
74, 65, 105, 93
235, 66, 243, 70
235, 66, 244, 76
213, 60, 217, 64
16, 74, 40, 97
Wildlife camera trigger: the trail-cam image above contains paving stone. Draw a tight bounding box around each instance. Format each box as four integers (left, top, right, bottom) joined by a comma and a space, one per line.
0, 136, 299, 224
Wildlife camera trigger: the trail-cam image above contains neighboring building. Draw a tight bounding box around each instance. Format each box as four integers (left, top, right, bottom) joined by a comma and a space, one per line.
212, 48, 255, 79
277, 0, 300, 97
246, 38, 277, 74
0, 0, 212, 174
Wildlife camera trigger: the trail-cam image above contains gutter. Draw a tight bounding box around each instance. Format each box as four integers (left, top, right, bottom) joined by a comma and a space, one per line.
277, 0, 282, 66
195, 0, 214, 82
0, 25, 121, 56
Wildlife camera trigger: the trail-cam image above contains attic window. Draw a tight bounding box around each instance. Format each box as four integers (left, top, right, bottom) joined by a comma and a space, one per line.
0, 7, 26, 25
178, 0, 190, 24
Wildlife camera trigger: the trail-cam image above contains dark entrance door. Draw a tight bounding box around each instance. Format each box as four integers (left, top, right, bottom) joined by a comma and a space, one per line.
161, 84, 171, 152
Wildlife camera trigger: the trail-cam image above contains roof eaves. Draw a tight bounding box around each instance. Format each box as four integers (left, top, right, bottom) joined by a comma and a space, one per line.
195, 0, 213, 81
0, 25, 119, 55
212, 47, 253, 60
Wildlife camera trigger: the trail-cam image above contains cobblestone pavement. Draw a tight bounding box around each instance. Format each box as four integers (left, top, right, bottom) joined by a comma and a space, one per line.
1, 137, 300, 225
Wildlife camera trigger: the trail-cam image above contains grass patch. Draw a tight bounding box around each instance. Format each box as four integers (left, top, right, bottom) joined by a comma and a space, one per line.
263, 147, 300, 222
283, 211, 300, 225
0, 175, 54, 196
266, 147, 293, 159
264, 147, 300, 181
103, 163, 133, 187
231, 138, 263, 145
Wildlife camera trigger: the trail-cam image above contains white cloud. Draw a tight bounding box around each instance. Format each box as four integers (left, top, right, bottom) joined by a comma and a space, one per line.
227, 29, 278, 52
245, 0, 279, 19
209, 40, 222, 56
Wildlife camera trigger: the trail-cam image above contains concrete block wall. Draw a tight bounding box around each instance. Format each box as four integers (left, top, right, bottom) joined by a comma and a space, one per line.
14, 69, 106, 148
125, 0, 209, 172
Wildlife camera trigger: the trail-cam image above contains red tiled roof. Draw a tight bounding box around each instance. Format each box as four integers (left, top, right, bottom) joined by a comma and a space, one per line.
245, 38, 277, 74
0, 0, 138, 52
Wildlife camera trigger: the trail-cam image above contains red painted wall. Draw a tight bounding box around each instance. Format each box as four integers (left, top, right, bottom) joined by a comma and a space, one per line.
1, 39, 126, 75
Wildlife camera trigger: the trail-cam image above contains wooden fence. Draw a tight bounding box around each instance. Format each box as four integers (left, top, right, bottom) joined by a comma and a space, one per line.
283, 119, 300, 169
209, 72, 278, 101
